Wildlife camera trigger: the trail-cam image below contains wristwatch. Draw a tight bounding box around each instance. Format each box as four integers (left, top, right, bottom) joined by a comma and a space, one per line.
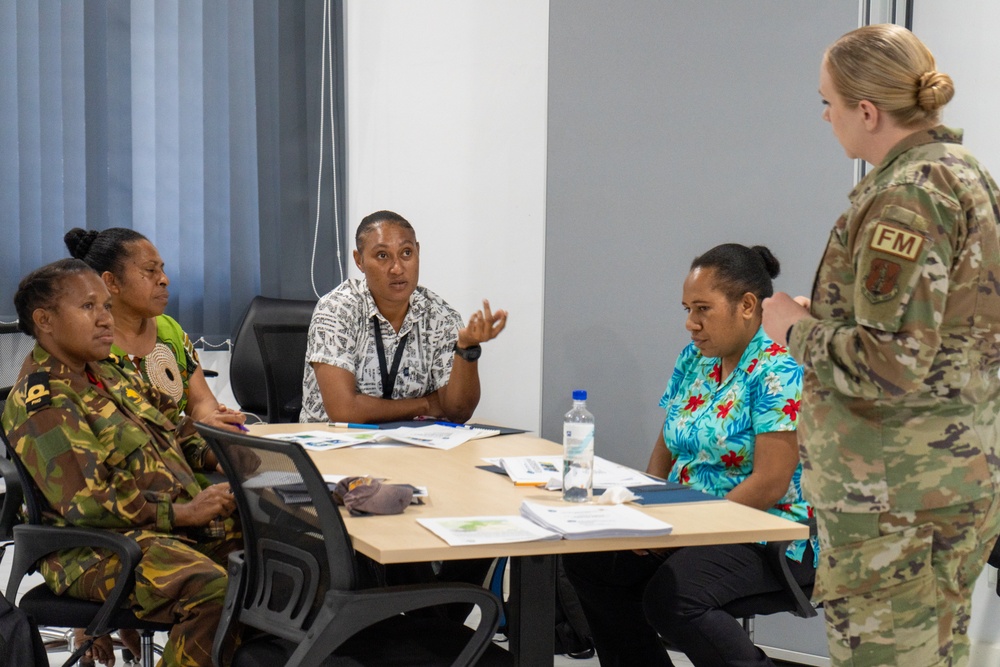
453, 343, 482, 362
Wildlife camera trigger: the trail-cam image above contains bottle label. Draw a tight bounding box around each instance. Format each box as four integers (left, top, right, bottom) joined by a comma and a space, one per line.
564, 423, 594, 457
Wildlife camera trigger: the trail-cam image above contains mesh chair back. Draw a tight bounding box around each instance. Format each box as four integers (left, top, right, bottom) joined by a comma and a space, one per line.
0, 429, 47, 526
0, 451, 22, 544
0, 323, 35, 390
0, 385, 10, 425
230, 297, 316, 420
254, 322, 310, 423
196, 425, 359, 641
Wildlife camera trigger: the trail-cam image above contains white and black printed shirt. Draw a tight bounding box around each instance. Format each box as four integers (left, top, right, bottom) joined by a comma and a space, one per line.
299, 278, 464, 423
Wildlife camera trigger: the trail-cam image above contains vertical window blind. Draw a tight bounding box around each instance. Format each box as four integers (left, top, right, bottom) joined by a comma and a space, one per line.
0, 0, 346, 342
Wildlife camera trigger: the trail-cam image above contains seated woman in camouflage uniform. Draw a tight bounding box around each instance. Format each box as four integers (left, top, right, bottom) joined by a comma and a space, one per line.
1, 259, 241, 667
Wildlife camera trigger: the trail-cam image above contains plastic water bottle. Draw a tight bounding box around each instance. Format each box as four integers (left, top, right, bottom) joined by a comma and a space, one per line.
562, 389, 594, 502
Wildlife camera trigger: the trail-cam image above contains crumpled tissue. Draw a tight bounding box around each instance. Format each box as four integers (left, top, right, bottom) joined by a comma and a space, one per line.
595, 485, 639, 505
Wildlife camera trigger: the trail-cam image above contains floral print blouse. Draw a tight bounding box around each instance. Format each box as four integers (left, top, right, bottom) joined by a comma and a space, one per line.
660, 326, 816, 563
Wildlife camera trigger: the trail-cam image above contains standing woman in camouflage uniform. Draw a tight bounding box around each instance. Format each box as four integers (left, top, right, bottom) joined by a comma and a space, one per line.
1, 259, 240, 667
763, 24, 1000, 667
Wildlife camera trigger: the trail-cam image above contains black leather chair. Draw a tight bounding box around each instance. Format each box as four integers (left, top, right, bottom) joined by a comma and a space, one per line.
0, 429, 170, 667
230, 297, 316, 423
196, 424, 514, 667
721, 521, 818, 643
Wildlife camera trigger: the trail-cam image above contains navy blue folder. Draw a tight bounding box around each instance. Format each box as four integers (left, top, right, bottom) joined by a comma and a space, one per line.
474, 467, 720, 505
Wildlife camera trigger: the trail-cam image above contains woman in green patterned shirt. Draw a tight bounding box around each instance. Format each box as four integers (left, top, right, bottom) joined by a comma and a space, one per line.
65, 227, 245, 433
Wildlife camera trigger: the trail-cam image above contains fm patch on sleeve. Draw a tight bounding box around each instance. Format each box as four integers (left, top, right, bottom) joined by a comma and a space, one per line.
862, 258, 902, 303
869, 222, 924, 260
24, 372, 52, 411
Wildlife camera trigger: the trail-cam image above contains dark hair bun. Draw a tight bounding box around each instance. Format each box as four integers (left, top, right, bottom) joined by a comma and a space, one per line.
64, 228, 99, 260
751, 245, 780, 279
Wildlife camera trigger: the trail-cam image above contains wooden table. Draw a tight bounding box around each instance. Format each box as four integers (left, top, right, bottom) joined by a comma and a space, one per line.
251, 424, 808, 665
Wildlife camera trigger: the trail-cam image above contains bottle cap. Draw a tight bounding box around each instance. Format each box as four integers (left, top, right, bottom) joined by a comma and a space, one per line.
572, 389, 587, 401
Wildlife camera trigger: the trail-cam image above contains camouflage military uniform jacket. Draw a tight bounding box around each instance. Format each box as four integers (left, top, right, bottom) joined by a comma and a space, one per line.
1, 344, 213, 593
788, 126, 1000, 513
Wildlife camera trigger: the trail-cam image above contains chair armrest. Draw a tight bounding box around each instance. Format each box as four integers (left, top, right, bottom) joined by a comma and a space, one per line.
214, 550, 248, 667
290, 583, 501, 667
760, 517, 817, 619
0, 456, 22, 542
6, 524, 145, 637
759, 540, 816, 618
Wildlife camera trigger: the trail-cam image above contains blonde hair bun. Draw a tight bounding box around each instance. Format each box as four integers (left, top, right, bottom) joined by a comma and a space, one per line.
826, 24, 951, 128
917, 71, 954, 112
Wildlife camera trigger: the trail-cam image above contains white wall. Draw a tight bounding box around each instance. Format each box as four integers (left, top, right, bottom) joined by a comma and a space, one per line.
914, 2, 1000, 173
344, 0, 550, 431
913, 5, 1000, 664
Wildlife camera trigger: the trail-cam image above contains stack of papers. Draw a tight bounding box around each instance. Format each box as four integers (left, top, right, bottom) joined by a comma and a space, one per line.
417, 501, 673, 547
489, 455, 659, 488
519, 500, 673, 540
265, 425, 487, 451
417, 516, 561, 546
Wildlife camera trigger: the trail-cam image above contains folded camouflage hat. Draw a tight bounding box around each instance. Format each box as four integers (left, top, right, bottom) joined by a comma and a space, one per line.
333, 476, 413, 516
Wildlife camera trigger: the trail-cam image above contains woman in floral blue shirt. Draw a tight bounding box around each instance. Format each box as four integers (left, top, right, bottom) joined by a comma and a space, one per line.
565, 244, 817, 667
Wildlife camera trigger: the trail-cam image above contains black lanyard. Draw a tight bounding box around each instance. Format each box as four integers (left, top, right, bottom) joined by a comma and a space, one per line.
373, 317, 409, 400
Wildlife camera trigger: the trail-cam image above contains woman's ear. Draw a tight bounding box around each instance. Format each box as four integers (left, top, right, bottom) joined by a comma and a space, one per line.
101, 270, 119, 295
32, 307, 52, 335
858, 99, 880, 131
740, 292, 759, 319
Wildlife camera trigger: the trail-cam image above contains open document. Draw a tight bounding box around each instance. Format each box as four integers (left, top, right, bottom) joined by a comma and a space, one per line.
487, 455, 660, 488
520, 500, 673, 539
417, 516, 561, 546
263, 425, 481, 451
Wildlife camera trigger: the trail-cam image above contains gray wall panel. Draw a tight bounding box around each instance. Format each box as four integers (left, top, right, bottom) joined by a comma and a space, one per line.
544, 1, 858, 468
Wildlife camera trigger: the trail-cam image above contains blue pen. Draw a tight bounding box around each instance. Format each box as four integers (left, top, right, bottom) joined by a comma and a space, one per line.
437, 421, 472, 429
236, 423, 250, 433
329, 422, 380, 430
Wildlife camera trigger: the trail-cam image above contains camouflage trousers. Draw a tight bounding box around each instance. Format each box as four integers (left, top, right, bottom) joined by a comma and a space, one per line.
65, 526, 240, 667
814, 495, 1000, 667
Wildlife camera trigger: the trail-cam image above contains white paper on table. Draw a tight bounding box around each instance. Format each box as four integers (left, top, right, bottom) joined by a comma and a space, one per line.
485, 455, 659, 489
520, 500, 673, 540
262, 430, 379, 450
495, 455, 562, 486
264, 425, 476, 451
417, 515, 561, 546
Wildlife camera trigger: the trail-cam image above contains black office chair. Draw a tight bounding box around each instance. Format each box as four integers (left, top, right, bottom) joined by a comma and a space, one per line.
196, 424, 514, 667
0, 322, 35, 390
0, 452, 20, 564
1, 385, 18, 563
0, 430, 170, 667
230, 297, 316, 422
0, 385, 10, 429
988, 535, 1000, 597
721, 521, 818, 643
254, 322, 311, 423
